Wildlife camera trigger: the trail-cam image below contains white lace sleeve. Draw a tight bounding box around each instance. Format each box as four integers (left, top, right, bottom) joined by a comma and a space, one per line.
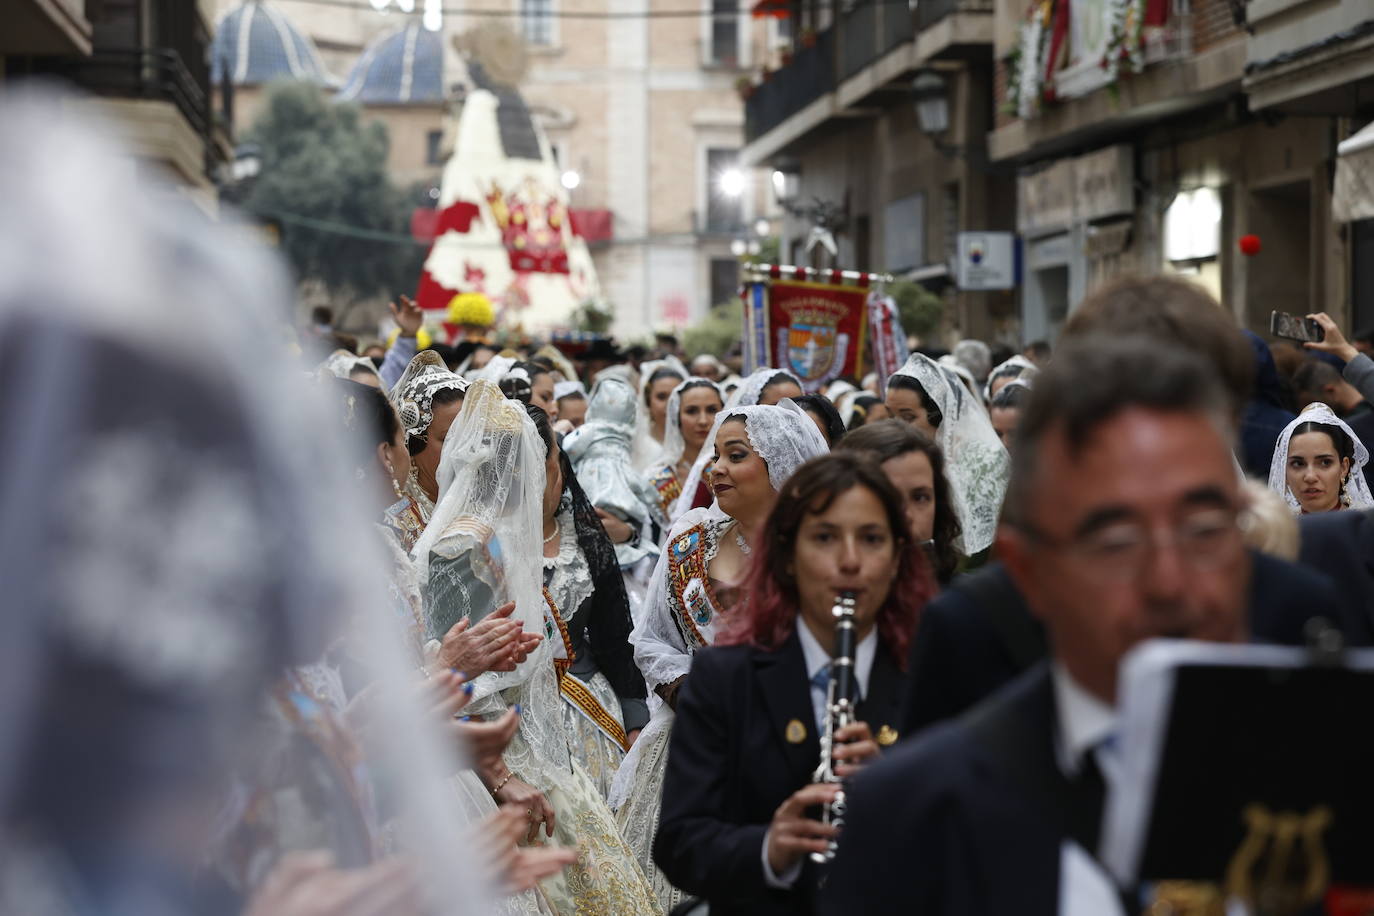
630, 508, 716, 691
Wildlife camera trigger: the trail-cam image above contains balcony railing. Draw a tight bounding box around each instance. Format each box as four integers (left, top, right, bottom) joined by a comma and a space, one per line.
745, 27, 836, 142
838, 0, 916, 81
915, 0, 993, 31
42, 47, 223, 178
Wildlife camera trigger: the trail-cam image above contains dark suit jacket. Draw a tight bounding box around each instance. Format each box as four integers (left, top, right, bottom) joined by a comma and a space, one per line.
654, 627, 906, 916
899, 552, 1356, 739
1299, 509, 1374, 645
821, 665, 1070, 916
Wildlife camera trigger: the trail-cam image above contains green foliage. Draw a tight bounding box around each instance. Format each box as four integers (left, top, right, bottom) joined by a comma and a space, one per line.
571, 299, 614, 334
684, 297, 743, 360
887, 279, 944, 340
238, 80, 421, 302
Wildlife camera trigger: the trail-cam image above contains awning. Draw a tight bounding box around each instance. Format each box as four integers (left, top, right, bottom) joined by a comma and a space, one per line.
1333, 120, 1374, 222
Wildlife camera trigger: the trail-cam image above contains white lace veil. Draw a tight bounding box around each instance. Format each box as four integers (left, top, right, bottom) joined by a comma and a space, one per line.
984, 354, 1039, 401
320, 348, 378, 380
0, 87, 489, 914
413, 380, 554, 694
671, 400, 831, 521
659, 377, 725, 472
563, 376, 665, 566
891, 353, 1010, 555
673, 367, 803, 516
390, 349, 468, 441
1266, 402, 1374, 514
727, 366, 802, 409
633, 356, 688, 470
410, 381, 569, 786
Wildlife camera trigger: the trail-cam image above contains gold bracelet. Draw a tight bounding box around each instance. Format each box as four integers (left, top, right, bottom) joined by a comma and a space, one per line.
490, 771, 514, 798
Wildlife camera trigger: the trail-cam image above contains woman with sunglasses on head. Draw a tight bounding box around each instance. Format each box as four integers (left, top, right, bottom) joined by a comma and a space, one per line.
653, 453, 935, 915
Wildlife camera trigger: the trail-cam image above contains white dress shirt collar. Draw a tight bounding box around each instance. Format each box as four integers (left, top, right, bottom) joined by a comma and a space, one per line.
1050, 662, 1117, 777
797, 616, 878, 698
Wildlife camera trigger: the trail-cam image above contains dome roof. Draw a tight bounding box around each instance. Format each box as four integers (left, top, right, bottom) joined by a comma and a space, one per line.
337, 23, 445, 105
210, 1, 334, 87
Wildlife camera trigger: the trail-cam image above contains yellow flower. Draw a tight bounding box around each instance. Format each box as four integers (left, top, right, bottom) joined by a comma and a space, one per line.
447, 292, 496, 328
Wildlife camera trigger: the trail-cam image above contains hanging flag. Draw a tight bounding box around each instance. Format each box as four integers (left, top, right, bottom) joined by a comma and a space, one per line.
865, 292, 908, 396
742, 281, 769, 375
766, 278, 868, 392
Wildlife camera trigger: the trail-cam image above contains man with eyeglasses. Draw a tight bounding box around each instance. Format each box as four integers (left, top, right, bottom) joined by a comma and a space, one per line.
820, 336, 1345, 916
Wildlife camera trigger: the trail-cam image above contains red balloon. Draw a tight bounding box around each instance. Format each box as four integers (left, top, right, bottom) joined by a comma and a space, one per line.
1238, 234, 1262, 256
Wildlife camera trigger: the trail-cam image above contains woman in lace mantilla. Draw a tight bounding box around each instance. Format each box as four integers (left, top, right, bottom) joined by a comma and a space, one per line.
632, 357, 688, 471
414, 381, 656, 916
885, 352, 1010, 558
612, 400, 829, 913
390, 350, 468, 524
673, 368, 803, 521
332, 379, 557, 916
528, 404, 650, 799
643, 378, 724, 525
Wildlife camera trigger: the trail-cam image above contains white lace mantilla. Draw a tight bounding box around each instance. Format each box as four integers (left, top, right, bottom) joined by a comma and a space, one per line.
544, 507, 594, 640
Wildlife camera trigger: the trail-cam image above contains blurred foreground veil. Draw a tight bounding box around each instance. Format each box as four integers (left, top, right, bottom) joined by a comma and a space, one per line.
0, 87, 493, 915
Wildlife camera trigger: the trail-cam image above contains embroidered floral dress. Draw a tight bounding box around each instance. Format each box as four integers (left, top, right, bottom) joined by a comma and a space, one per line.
610, 509, 738, 913
543, 505, 642, 798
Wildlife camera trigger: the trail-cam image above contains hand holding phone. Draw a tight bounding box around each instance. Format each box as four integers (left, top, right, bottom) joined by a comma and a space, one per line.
1270, 310, 1325, 343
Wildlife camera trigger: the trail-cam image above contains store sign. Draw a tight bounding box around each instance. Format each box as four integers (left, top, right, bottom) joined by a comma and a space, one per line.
956, 232, 1017, 290
1018, 159, 1075, 237
1075, 145, 1134, 222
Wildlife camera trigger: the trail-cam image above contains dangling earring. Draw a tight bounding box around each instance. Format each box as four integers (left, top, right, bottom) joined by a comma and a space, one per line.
1342, 475, 1353, 507
392, 478, 405, 499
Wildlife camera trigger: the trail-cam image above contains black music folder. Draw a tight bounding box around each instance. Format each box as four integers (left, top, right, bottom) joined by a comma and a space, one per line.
1101, 641, 1374, 893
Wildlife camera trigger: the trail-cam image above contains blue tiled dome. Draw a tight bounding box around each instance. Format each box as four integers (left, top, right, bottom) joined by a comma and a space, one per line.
337, 23, 445, 105
210, 1, 334, 87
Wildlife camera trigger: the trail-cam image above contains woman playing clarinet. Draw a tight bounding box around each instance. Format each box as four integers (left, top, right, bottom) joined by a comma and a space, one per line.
653, 452, 936, 915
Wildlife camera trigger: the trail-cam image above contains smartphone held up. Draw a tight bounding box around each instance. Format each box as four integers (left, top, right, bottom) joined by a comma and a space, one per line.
1270, 310, 1325, 344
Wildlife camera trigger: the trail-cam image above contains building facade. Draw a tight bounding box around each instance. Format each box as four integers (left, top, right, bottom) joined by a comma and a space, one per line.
210, 0, 772, 340
4, 0, 229, 212
993, 0, 1374, 339
741, 0, 1018, 345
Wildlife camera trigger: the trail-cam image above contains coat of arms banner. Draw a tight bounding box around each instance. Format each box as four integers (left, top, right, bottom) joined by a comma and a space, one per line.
741, 270, 871, 391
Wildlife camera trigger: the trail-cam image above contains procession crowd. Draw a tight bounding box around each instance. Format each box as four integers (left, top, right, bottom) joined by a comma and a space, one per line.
6, 90, 1374, 916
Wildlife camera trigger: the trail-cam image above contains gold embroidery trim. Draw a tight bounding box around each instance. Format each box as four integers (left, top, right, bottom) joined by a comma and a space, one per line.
667, 523, 726, 649
542, 585, 576, 665
559, 673, 629, 752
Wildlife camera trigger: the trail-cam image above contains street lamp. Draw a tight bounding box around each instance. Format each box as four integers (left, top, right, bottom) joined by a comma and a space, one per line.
911, 69, 950, 137
719, 168, 747, 198
771, 167, 800, 203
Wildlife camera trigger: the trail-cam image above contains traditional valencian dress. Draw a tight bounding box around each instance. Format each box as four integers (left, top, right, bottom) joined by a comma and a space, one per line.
415, 381, 656, 916
541, 486, 650, 799
612, 400, 829, 913
611, 509, 737, 913
563, 375, 668, 617
640, 377, 723, 526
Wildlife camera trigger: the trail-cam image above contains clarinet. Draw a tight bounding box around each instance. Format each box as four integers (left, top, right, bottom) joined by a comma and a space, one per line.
810, 590, 858, 869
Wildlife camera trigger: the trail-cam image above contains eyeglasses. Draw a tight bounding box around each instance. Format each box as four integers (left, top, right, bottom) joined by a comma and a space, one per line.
1019, 507, 1243, 582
